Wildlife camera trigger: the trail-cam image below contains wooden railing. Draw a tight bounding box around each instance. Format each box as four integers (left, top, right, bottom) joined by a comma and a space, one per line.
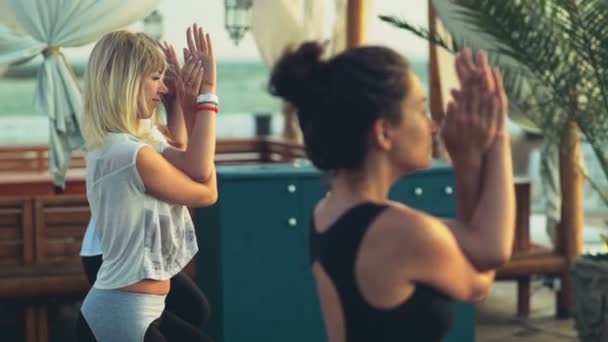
0, 137, 306, 174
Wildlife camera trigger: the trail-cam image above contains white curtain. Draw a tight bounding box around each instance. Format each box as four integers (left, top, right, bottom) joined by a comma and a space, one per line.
0, 0, 159, 187
250, 0, 347, 141
251, 0, 340, 66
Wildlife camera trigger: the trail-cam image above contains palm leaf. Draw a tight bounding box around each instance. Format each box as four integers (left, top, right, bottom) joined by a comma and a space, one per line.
381, 0, 608, 209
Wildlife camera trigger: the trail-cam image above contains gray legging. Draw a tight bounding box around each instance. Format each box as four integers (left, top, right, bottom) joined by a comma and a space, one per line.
76, 288, 212, 342
81, 255, 211, 329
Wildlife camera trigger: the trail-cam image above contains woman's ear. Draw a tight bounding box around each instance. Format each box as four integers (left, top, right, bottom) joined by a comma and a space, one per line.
372, 118, 391, 151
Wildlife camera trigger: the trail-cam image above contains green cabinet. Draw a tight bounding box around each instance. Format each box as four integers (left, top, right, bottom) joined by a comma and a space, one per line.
195, 163, 475, 342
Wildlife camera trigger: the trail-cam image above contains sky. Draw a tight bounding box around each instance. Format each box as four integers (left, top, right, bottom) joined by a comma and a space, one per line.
61, 0, 429, 63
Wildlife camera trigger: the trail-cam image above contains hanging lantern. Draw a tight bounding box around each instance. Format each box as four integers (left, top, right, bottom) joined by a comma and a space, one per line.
143, 9, 163, 41
224, 0, 253, 45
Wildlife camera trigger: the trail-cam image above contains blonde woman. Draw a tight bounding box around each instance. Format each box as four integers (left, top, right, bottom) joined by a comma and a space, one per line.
78, 42, 211, 332
76, 25, 217, 342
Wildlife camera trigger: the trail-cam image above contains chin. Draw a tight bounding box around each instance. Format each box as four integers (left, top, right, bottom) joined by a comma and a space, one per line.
138, 112, 154, 119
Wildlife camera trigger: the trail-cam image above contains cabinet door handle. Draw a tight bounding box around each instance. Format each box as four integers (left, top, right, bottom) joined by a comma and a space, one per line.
444, 186, 454, 195
288, 218, 297, 227
413, 187, 424, 196
287, 184, 297, 193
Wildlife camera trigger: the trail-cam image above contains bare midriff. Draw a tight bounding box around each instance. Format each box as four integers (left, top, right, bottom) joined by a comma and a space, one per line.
119, 279, 170, 296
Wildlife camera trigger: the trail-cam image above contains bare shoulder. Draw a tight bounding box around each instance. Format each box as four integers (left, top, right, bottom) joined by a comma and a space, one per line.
136, 144, 162, 163
382, 201, 446, 235
374, 202, 454, 255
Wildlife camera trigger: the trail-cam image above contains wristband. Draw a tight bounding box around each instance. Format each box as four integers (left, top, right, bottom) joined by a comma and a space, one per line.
194, 104, 219, 113
196, 93, 219, 106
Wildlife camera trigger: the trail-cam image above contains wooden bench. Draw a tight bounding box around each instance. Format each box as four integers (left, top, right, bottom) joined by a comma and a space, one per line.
496, 179, 574, 318
0, 195, 91, 342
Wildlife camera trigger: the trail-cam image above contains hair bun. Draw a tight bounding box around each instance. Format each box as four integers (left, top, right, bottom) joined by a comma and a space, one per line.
268, 42, 327, 110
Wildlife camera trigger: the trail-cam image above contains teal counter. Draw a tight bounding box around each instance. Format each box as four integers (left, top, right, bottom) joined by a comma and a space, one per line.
195, 162, 475, 342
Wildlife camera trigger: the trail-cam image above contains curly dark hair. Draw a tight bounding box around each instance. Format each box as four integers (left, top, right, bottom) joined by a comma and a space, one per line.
269, 42, 411, 171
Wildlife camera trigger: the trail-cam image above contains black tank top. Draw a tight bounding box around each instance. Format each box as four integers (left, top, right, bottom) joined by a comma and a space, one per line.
310, 203, 453, 342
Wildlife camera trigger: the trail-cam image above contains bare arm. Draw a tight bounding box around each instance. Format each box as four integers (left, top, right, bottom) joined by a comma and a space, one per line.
161, 42, 189, 149
445, 49, 491, 222
449, 132, 515, 270
384, 206, 495, 302
444, 65, 515, 270
442, 50, 514, 270
165, 99, 188, 149
161, 25, 217, 182
163, 109, 216, 182
137, 145, 217, 207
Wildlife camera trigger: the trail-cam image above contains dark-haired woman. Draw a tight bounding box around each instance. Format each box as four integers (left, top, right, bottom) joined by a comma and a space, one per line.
269, 43, 514, 342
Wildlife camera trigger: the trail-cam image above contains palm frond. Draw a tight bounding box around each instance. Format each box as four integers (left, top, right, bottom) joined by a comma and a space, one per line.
378, 15, 456, 53
382, 0, 608, 207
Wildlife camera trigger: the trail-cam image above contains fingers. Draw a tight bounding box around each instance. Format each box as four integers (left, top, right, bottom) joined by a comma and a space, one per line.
469, 75, 482, 124
455, 48, 472, 86
194, 24, 202, 52
491, 67, 507, 111
491, 67, 507, 133
205, 32, 214, 59
186, 26, 196, 54
461, 77, 473, 116
456, 48, 476, 82
183, 47, 192, 62
197, 25, 207, 54
194, 63, 205, 95
488, 92, 502, 137
169, 45, 177, 60
180, 54, 198, 86
476, 50, 495, 93
479, 80, 495, 132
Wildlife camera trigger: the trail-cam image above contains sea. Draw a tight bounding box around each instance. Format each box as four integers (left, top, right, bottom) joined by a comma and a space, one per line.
0, 60, 429, 142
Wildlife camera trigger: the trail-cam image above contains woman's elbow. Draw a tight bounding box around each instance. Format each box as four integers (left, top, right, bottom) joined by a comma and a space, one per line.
469, 271, 496, 302
189, 167, 215, 184
474, 248, 512, 271
198, 180, 218, 206
206, 186, 219, 205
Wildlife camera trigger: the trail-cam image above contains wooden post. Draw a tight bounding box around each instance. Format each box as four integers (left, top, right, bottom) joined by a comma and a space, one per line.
346, 0, 368, 47
428, 4, 446, 159
427, 2, 452, 160
428, 4, 444, 126
555, 120, 585, 318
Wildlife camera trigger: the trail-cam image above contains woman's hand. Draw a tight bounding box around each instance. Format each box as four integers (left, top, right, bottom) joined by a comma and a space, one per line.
178, 52, 204, 114
441, 49, 506, 167
160, 42, 181, 108
185, 23, 216, 95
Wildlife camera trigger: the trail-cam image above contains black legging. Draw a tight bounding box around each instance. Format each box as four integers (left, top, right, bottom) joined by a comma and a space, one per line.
79, 256, 212, 341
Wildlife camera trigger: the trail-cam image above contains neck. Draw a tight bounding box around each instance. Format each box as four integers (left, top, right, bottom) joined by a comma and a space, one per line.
329, 157, 401, 204
137, 118, 150, 132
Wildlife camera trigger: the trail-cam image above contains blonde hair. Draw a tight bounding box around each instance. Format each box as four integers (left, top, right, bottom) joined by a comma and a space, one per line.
81, 31, 166, 149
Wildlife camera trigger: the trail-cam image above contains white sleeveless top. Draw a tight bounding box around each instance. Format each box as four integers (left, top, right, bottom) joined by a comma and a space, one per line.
86, 132, 198, 289
80, 125, 170, 256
